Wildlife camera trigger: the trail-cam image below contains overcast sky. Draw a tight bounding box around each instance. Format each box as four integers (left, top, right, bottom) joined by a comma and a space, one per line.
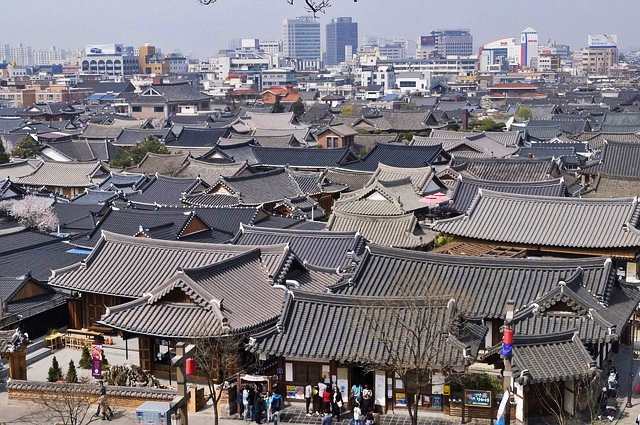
1, 0, 636, 57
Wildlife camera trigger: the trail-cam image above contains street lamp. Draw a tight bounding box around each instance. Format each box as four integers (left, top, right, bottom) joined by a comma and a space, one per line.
627, 311, 635, 409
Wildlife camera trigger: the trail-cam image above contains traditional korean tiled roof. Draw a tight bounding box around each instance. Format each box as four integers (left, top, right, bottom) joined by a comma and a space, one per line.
590, 141, 640, 178
126, 175, 208, 206
600, 112, 640, 133
114, 128, 174, 146
251, 291, 484, 367
214, 168, 303, 205
448, 176, 567, 213
327, 211, 432, 248
81, 123, 123, 140
452, 157, 558, 182
333, 245, 616, 317
49, 231, 294, 298
324, 168, 373, 192
412, 135, 518, 159
98, 249, 286, 337
367, 163, 435, 194
511, 332, 596, 384
16, 161, 109, 188
98, 172, 147, 193
573, 132, 640, 150
345, 143, 450, 172
429, 130, 522, 147
0, 178, 25, 200
167, 127, 230, 149
334, 178, 430, 216
585, 176, 640, 199
125, 152, 190, 176
433, 191, 640, 250
0, 160, 40, 180
174, 158, 246, 185
232, 225, 365, 269
6, 380, 176, 401
251, 146, 358, 168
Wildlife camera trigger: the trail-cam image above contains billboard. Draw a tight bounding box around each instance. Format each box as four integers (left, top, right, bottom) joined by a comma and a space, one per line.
420, 36, 436, 47
588, 34, 618, 48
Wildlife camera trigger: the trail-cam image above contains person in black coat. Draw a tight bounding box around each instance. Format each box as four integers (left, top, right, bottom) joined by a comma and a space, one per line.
331, 386, 343, 420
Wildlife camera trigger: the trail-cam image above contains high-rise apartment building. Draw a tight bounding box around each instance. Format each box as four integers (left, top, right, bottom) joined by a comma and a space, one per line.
325, 17, 358, 66
520, 27, 539, 68
282, 16, 321, 68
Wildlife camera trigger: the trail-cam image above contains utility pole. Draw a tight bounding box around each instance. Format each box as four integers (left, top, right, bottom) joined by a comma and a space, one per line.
500, 300, 515, 425
627, 311, 636, 409
172, 342, 195, 425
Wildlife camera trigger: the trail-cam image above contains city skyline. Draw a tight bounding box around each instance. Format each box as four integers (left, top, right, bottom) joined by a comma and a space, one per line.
0, 0, 637, 58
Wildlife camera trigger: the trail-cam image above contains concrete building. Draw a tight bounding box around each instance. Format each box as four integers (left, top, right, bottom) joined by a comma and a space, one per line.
577, 34, 618, 75
479, 38, 521, 72
81, 44, 139, 76
138, 44, 168, 75
520, 27, 539, 68
417, 30, 473, 59
261, 68, 297, 89
282, 16, 321, 69
259, 40, 282, 56
325, 17, 358, 66
164, 53, 189, 74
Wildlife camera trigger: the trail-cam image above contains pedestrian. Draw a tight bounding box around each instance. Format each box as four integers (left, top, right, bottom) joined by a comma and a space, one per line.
352, 402, 362, 425
255, 393, 264, 424
361, 385, 372, 416
266, 392, 273, 423
331, 386, 343, 420
318, 379, 327, 413
243, 386, 250, 420
305, 382, 313, 416
636, 412, 640, 425
351, 382, 362, 407
608, 370, 618, 398
248, 385, 256, 421
323, 384, 332, 414
95, 382, 112, 421
312, 383, 320, 415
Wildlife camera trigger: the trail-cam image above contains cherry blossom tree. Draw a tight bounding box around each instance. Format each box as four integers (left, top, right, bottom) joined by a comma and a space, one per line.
0, 196, 59, 232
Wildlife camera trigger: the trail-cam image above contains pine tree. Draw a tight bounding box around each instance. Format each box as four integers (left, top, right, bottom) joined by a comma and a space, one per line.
66, 360, 78, 383
79, 345, 91, 369
48, 356, 63, 382
0, 142, 9, 164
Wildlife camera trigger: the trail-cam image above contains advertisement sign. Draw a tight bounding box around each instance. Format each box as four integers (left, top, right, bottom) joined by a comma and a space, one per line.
464, 390, 492, 408
286, 385, 305, 400
91, 344, 103, 379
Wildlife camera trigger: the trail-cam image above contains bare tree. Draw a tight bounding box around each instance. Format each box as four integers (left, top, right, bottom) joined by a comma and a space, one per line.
191, 336, 243, 425
0, 195, 59, 232
363, 296, 465, 425
198, 0, 359, 16
15, 391, 99, 425
532, 382, 567, 425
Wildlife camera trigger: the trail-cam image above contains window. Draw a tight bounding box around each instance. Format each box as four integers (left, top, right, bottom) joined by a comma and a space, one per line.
132, 106, 142, 113
293, 363, 322, 384
154, 106, 164, 113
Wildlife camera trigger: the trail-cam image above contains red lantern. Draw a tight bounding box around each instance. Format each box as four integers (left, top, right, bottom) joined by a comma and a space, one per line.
186, 358, 196, 376
503, 327, 513, 345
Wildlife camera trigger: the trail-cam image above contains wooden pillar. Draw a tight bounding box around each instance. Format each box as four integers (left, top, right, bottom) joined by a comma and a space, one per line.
139, 336, 152, 371
67, 298, 82, 330
8, 348, 27, 380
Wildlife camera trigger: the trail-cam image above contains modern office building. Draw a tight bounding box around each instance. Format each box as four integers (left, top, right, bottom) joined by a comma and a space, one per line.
325, 17, 358, 66
417, 30, 473, 58
579, 35, 619, 75
282, 16, 321, 69
81, 44, 139, 76
479, 38, 521, 72
520, 27, 539, 68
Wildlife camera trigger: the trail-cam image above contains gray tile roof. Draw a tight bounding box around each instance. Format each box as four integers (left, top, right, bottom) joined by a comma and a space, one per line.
324, 168, 373, 192
452, 157, 558, 182
167, 127, 230, 149
126, 175, 207, 206
98, 249, 286, 337
0, 160, 40, 180
49, 231, 293, 298
125, 152, 190, 176
511, 332, 595, 384
412, 135, 518, 159
16, 161, 109, 188
345, 143, 450, 172
332, 245, 616, 318
334, 178, 430, 216
81, 123, 124, 140
114, 128, 174, 146
449, 176, 567, 213
327, 211, 432, 248
251, 291, 483, 367
215, 168, 303, 205
6, 380, 176, 401
591, 141, 640, 178
429, 130, 522, 148
433, 191, 640, 249
232, 225, 365, 269
251, 146, 357, 168
174, 158, 246, 185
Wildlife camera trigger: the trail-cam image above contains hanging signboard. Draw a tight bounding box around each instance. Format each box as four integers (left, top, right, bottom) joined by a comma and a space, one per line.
91, 344, 103, 379
464, 390, 492, 408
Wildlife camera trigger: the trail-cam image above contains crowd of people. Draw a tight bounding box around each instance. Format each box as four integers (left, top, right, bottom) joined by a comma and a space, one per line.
238, 380, 377, 425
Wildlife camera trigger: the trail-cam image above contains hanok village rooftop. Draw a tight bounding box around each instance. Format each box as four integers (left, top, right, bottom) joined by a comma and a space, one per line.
4, 83, 640, 425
